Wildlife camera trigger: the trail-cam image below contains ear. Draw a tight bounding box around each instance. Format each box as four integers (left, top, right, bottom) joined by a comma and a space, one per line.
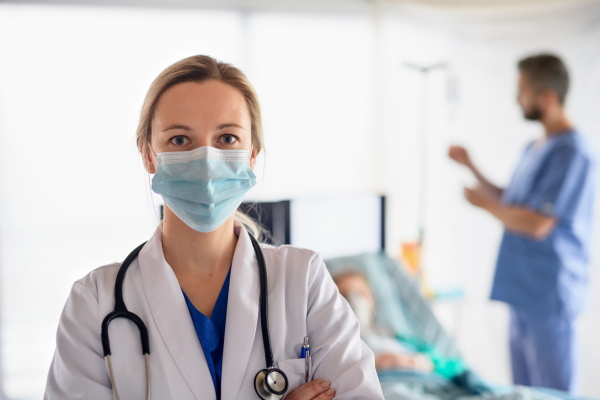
540, 89, 559, 109
249, 146, 257, 170
142, 142, 157, 174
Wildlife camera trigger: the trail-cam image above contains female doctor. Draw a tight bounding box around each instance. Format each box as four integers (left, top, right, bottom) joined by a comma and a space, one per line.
44, 55, 384, 400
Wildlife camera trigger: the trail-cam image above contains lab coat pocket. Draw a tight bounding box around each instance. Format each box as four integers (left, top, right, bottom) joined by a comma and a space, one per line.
277, 358, 308, 395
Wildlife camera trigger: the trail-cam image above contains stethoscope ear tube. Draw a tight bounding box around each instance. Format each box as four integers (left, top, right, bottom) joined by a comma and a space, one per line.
101, 241, 150, 400
101, 310, 150, 356
105, 353, 151, 400
100, 241, 148, 357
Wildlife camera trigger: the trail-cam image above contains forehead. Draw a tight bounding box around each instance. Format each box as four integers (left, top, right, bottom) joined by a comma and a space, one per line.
154, 80, 250, 126
518, 72, 534, 88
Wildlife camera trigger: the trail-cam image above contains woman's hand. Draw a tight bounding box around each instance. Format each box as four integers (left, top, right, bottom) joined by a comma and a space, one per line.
285, 379, 336, 400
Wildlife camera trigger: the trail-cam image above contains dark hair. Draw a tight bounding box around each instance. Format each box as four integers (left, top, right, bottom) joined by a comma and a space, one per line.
518, 54, 569, 105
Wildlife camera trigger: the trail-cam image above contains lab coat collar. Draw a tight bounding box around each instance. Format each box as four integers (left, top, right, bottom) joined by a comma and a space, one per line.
221, 220, 260, 399
138, 221, 260, 400
138, 225, 216, 400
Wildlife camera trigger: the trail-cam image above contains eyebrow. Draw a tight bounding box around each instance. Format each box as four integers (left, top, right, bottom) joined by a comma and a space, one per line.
218, 123, 245, 130
162, 124, 191, 132
162, 123, 246, 132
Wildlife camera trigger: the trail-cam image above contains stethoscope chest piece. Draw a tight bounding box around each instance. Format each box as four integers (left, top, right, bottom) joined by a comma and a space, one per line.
254, 368, 288, 400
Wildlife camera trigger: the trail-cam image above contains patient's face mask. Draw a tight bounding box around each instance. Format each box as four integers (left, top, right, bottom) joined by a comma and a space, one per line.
346, 292, 376, 336
151, 146, 256, 232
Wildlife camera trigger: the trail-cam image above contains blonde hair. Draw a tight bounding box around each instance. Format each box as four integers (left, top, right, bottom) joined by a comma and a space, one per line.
137, 55, 263, 238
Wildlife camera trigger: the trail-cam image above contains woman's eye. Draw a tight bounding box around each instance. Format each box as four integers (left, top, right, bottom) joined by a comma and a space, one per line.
220, 135, 237, 144
170, 136, 189, 146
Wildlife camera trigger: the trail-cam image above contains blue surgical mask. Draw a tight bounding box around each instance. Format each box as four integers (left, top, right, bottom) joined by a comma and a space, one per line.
151, 146, 256, 232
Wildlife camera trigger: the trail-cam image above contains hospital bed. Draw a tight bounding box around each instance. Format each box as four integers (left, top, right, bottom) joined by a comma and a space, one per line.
324, 253, 592, 400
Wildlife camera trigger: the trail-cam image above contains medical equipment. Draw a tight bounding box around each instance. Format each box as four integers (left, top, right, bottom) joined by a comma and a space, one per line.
151, 147, 257, 233
100, 233, 289, 400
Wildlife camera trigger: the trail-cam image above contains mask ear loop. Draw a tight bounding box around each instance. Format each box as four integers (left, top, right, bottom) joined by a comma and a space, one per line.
147, 142, 159, 169
144, 141, 163, 225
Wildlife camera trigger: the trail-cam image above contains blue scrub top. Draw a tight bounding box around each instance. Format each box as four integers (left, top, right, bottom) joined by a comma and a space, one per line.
491, 130, 595, 317
183, 268, 231, 399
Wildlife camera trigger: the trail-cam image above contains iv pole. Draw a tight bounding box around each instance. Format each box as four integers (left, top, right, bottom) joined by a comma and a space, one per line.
402, 62, 447, 276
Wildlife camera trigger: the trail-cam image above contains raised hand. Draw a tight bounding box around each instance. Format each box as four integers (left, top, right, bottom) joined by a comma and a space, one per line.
448, 145, 472, 168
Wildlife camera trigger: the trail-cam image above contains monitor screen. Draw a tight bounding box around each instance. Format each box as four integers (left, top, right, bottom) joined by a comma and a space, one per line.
290, 194, 384, 259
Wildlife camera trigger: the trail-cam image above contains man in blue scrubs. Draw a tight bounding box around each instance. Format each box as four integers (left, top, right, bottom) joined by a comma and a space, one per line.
449, 54, 595, 393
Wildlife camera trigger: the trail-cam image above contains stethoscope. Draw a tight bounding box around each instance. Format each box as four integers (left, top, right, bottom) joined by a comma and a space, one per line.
101, 233, 289, 400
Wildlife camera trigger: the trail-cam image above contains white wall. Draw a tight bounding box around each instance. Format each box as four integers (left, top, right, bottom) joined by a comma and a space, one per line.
245, 11, 376, 200
1, 1, 600, 399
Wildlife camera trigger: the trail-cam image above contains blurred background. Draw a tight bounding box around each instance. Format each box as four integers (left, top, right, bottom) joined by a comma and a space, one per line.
0, 0, 599, 399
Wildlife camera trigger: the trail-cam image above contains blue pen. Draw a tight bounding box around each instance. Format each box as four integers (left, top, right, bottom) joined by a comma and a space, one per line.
301, 336, 311, 382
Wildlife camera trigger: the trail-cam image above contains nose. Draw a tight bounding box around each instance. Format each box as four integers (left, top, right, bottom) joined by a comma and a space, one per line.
194, 135, 213, 149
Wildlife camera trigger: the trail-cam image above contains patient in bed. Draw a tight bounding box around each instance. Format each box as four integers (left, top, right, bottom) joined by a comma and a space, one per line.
333, 271, 435, 373
331, 268, 577, 400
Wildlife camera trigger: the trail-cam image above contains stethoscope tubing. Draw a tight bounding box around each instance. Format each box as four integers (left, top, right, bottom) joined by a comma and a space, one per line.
101, 242, 149, 357
248, 233, 276, 369
101, 233, 282, 399
105, 353, 150, 400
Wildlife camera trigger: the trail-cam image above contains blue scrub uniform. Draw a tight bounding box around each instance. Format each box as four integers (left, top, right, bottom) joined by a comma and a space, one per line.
491, 130, 595, 393
183, 268, 231, 400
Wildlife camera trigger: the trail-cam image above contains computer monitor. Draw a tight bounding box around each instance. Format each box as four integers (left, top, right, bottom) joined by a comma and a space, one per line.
241, 194, 385, 259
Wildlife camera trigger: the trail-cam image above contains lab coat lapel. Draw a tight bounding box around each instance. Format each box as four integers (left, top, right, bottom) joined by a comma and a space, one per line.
221, 222, 260, 399
138, 227, 216, 400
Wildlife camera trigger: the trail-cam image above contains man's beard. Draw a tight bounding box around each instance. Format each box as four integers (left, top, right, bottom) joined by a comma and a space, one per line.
524, 106, 542, 121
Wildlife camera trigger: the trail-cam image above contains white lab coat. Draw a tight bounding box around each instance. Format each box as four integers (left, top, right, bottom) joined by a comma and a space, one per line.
45, 222, 384, 399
